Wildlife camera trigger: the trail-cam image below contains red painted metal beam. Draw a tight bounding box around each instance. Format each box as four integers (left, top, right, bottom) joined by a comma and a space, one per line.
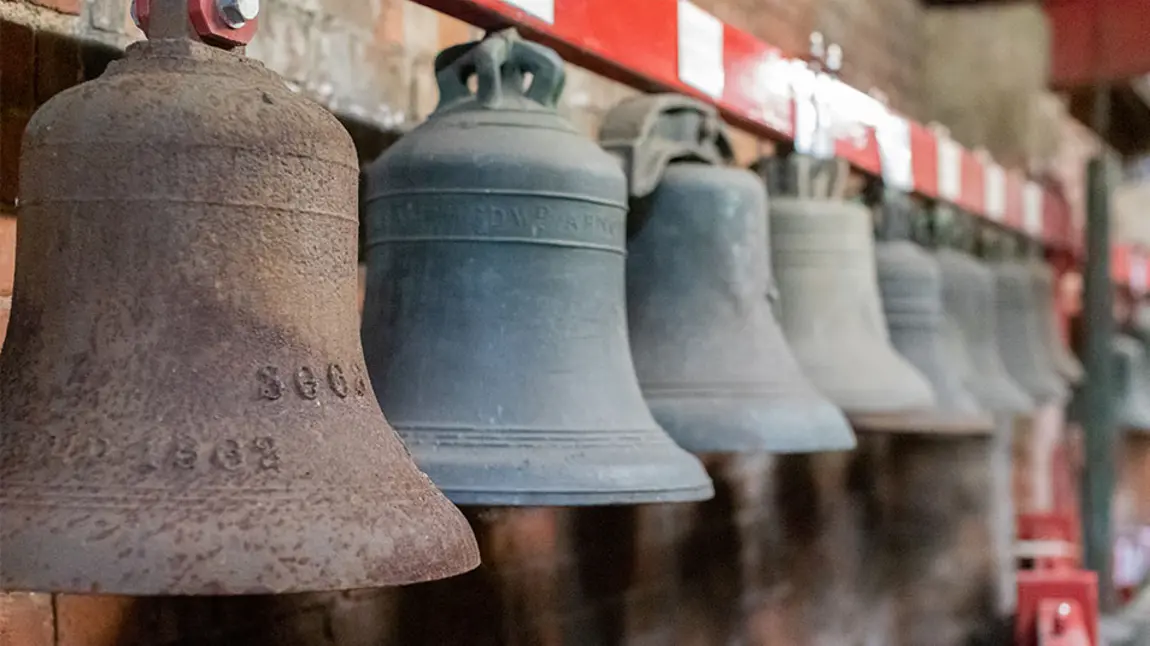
1048, 0, 1150, 88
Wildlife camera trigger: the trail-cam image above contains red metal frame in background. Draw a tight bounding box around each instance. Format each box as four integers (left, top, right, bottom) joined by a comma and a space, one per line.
1016, 570, 1099, 646
1048, 0, 1150, 88
1112, 245, 1149, 298
413, 0, 1147, 292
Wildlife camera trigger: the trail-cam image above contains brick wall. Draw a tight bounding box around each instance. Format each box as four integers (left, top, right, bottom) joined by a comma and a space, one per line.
691, 0, 923, 116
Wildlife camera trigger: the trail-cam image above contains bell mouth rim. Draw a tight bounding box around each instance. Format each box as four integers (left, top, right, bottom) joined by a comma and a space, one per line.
393, 435, 716, 506
644, 398, 857, 455
429, 483, 716, 507
849, 410, 997, 436
0, 489, 481, 595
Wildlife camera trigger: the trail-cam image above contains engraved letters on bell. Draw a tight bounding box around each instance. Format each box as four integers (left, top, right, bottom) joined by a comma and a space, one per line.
0, 25, 478, 594
599, 94, 855, 454
361, 31, 713, 505
770, 198, 935, 415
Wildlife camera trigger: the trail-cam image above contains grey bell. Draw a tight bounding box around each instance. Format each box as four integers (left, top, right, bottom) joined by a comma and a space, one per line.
876, 239, 993, 433
602, 94, 855, 454
1114, 335, 1150, 432
993, 259, 1068, 404
935, 249, 1034, 415
770, 198, 935, 415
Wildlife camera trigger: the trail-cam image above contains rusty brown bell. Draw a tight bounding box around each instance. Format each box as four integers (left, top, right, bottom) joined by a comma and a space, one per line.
0, 37, 479, 595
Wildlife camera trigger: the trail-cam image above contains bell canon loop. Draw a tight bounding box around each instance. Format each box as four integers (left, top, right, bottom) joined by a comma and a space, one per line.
769, 197, 935, 416
361, 31, 713, 506
600, 94, 855, 454
0, 19, 479, 595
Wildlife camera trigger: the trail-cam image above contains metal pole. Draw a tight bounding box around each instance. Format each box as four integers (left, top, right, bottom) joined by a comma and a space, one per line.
1080, 151, 1117, 610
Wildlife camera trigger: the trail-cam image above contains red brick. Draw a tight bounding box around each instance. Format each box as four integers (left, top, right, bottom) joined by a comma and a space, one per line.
0, 22, 36, 109
0, 215, 15, 296
29, 0, 81, 15
55, 595, 137, 646
0, 300, 9, 349
0, 593, 55, 646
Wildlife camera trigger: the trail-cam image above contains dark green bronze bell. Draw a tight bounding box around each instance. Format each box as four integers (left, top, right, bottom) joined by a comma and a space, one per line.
361, 31, 713, 506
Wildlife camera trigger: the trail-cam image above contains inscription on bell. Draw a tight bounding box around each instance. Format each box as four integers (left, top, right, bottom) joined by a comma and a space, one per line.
257, 362, 366, 402
368, 197, 626, 251
3, 433, 282, 474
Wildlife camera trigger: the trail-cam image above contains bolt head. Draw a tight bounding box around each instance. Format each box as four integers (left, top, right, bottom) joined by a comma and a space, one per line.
1057, 602, 1071, 617
215, 0, 258, 28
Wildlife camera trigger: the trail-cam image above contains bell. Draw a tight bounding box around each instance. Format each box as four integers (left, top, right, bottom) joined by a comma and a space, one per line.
993, 258, 1068, 403
1113, 335, 1150, 432
361, 31, 713, 506
770, 197, 935, 415
0, 10, 479, 596
935, 247, 1034, 414
1030, 261, 1084, 385
598, 94, 855, 454
873, 199, 991, 432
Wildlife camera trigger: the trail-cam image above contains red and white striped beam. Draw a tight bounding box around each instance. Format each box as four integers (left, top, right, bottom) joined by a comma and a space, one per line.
412, 0, 1144, 291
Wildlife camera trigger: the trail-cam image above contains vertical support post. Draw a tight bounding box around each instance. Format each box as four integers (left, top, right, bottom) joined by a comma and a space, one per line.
1079, 153, 1116, 611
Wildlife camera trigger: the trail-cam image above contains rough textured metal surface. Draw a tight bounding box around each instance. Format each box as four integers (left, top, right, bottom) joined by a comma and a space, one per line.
935, 249, 1034, 415
769, 198, 935, 415
624, 164, 855, 454
361, 31, 713, 506
993, 260, 1068, 404
875, 241, 993, 434
1113, 335, 1150, 432
1029, 261, 1085, 385
0, 39, 479, 595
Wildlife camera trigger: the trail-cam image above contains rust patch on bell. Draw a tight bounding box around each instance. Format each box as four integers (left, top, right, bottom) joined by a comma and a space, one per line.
0, 38, 477, 596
